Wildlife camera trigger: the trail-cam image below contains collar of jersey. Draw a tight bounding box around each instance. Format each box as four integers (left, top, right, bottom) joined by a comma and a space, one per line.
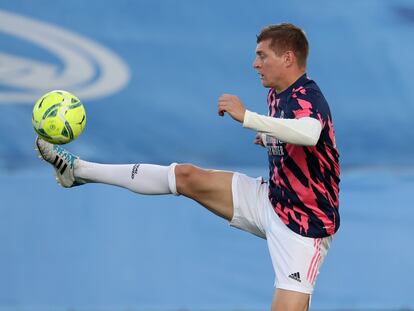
274, 73, 309, 98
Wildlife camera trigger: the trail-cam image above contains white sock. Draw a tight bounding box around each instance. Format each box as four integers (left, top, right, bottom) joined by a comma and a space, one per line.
75, 161, 179, 195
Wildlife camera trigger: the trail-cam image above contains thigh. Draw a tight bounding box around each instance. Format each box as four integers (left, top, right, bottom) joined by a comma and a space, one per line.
271, 288, 310, 311
175, 164, 234, 221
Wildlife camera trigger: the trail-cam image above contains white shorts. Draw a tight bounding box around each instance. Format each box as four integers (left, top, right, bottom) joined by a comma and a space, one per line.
229, 172, 333, 294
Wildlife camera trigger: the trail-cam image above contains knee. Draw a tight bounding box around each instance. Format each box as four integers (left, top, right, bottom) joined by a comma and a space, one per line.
175, 164, 202, 194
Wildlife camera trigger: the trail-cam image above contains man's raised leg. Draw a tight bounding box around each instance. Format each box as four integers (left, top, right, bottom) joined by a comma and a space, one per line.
36, 138, 235, 221
174, 164, 234, 220
35, 137, 177, 194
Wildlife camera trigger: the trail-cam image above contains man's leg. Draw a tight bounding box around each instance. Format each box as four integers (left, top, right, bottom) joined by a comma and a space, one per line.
174, 164, 234, 220
35, 138, 234, 221
271, 289, 310, 311
77, 162, 234, 220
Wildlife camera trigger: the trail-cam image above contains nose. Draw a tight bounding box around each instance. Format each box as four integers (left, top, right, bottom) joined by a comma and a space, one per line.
253, 57, 260, 69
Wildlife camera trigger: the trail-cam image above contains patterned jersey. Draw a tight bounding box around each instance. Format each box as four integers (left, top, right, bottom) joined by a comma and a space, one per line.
265, 73, 340, 238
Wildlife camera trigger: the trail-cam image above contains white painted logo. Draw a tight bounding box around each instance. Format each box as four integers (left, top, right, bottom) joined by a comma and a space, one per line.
0, 9, 130, 104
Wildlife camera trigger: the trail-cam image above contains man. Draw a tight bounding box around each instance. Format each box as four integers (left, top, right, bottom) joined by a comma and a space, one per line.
36, 23, 340, 311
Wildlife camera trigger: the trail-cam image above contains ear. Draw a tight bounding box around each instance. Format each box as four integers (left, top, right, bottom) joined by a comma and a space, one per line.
283, 51, 296, 67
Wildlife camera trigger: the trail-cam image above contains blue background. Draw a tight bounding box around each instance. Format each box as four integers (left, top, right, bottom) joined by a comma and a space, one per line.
1, 0, 414, 310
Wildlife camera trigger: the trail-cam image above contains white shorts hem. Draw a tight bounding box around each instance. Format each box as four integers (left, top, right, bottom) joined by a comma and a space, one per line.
229, 172, 240, 226
276, 282, 313, 295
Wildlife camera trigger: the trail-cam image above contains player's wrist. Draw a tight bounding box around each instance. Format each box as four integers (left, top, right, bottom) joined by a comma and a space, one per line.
238, 107, 247, 123
242, 109, 253, 127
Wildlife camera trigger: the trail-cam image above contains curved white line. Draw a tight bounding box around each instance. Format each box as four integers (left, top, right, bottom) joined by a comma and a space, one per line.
0, 9, 130, 104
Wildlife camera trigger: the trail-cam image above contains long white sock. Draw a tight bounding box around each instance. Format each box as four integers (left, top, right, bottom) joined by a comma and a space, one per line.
74, 161, 179, 195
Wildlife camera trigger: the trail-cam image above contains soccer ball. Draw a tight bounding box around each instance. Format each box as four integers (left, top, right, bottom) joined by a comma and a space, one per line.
32, 90, 86, 144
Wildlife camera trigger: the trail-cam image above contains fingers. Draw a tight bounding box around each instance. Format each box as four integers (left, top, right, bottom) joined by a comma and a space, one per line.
253, 136, 263, 146
254, 139, 265, 147
217, 94, 246, 123
253, 133, 265, 147
217, 103, 225, 116
217, 94, 237, 117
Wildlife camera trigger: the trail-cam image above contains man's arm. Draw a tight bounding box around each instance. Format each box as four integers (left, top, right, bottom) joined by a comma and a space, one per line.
217, 94, 322, 146
243, 110, 322, 146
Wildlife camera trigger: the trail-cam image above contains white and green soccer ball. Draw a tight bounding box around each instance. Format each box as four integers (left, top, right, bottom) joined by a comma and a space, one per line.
32, 90, 86, 144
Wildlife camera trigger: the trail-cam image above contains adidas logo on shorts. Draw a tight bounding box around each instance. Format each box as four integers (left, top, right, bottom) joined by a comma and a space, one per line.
288, 272, 301, 282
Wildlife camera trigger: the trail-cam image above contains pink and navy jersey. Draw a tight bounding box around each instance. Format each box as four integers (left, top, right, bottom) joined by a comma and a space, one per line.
266, 73, 340, 238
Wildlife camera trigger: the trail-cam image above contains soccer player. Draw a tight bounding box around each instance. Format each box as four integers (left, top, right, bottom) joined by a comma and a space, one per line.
36, 23, 340, 311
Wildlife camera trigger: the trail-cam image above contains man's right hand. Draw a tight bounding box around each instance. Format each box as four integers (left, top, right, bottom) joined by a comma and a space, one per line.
254, 133, 266, 147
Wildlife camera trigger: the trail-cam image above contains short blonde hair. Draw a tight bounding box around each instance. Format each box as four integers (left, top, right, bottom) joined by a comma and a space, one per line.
257, 23, 309, 69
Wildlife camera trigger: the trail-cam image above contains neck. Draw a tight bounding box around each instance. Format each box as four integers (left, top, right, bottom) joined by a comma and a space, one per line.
275, 69, 306, 93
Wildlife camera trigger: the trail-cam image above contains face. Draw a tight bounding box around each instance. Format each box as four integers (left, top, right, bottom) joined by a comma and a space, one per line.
253, 39, 287, 89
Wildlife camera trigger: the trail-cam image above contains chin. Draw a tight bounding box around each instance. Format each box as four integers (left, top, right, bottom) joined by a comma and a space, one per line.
262, 81, 272, 88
